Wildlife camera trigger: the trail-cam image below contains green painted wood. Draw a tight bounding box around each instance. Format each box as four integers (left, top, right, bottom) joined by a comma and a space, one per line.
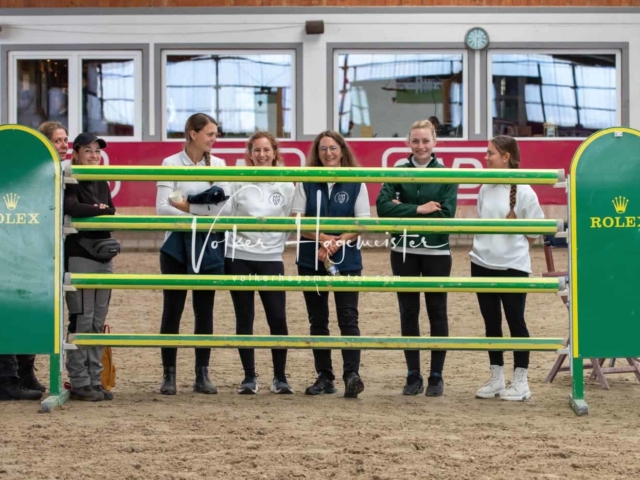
40, 390, 70, 413
68, 274, 561, 293
71, 166, 564, 185
0, 126, 60, 355
70, 215, 562, 235
70, 333, 565, 351
570, 127, 640, 359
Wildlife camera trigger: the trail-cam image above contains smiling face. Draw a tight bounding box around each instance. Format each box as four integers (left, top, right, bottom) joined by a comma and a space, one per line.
317, 136, 343, 167
189, 121, 218, 155
408, 127, 436, 164
249, 137, 276, 167
50, 128, 68, 161
73, 141, 102, 166
485, 141, 510, 169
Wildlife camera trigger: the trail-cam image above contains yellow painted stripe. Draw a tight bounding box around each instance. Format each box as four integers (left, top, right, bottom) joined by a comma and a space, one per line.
569, 127, 640, 358
0, 125, 62, 354
73, 339, 563, 350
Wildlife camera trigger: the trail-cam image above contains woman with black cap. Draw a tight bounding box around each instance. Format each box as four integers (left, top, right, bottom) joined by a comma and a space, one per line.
64, 132, 118, 402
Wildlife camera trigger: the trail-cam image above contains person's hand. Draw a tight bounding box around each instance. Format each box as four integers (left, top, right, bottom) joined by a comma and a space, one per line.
320, 234, 341, 254
171, 196, 190, 213
317, 247, 329, 263
392, 199, 402, 205
416, 201, 441, 214
93, 203, 109, 210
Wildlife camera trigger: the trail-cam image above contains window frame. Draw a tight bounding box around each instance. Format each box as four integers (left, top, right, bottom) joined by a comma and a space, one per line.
8, 50, 143, 142
160, 48, 297, 142
332, 48, 470, 141
486, 49, 622, 141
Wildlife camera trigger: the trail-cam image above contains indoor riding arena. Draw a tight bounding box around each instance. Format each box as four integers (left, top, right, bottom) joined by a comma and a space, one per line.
2, 2, 640, 479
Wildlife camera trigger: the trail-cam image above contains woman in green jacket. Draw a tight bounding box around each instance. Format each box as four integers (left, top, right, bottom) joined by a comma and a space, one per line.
376, 119, 458, 397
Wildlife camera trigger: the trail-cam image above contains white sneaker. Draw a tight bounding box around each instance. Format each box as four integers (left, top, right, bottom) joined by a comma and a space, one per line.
475, 365, 505, 399
500, 367, 531, 401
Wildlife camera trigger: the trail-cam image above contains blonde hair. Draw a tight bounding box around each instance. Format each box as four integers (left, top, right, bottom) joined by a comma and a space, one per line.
407, 119, 437, 143
38, 121, 67, 140
490, 135, 521, 219
246, 131, 283, 166
307, 130, 360, 168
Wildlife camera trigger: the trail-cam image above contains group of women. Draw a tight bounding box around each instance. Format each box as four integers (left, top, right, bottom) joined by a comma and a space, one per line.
37, 113, 544, 404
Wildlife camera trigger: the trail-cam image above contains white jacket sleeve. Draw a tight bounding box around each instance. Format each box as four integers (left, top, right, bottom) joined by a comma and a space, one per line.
157, 184, 191, 216
291, 182, 307, 214
521, 188, 545, 238
354, 184, 371, 218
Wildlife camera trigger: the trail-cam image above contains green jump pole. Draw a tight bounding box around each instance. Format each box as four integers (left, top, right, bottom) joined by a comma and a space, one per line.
69, 215, 564, 235
71, 166, 565, 185
67, 274, 562, 294
70, 334, 565, 352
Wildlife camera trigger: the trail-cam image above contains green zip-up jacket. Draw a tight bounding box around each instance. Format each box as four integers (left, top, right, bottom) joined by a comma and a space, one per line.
376, 154, 458, 251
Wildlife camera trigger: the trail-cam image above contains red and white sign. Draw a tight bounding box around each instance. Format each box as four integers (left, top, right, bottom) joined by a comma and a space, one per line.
95, 140, 580, 208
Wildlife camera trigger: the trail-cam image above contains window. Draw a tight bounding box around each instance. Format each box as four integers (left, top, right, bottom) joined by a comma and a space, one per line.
163, 51, 295, 140
16, 59, 69, 130
82, 59, 136, 137
490, 52, 619, 138
9, 51, 142, 140
335, 52, 466, 139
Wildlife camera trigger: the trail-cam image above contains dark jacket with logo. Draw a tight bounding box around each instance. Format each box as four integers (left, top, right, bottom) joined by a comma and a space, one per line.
159, 186, 227, 274
376, 154, 458, 251
63, 180, 115, 265
297, 182, 363, 272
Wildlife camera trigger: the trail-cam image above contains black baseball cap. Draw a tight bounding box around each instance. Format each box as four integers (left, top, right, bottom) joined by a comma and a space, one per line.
72, 132, 107, 151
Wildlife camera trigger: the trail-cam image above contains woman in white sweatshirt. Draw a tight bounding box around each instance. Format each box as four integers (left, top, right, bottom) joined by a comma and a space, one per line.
471, 135, 544, 402
224, 131, 295, 395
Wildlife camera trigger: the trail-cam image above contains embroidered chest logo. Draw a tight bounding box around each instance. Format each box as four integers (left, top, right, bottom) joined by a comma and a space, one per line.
269, 193, 284, 206
335, 192, 349, 204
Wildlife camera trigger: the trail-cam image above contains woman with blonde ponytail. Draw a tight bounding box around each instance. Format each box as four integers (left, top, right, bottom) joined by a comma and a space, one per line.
376, 119, 458, 398
470, 135, 544, 402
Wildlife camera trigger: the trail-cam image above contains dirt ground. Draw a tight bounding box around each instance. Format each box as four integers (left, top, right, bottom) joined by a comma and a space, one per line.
2, 246, 640, 480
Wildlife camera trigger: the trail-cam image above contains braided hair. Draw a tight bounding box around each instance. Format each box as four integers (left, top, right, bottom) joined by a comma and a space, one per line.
490, 135, 521, 219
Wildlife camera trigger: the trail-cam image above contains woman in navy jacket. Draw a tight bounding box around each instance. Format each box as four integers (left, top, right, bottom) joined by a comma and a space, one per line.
291, 130, 370, 399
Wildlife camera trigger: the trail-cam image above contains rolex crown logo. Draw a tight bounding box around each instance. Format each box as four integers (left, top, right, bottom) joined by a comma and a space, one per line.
612, 196, 629, 214
3, 193, 19, 210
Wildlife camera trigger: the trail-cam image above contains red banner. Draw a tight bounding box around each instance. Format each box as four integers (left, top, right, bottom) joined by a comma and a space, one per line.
92, 140, 580, 208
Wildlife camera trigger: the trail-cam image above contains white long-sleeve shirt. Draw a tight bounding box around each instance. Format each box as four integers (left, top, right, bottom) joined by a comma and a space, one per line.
156, 150, 231, 243
469, 184, 545, 273
225, 182, 295, 262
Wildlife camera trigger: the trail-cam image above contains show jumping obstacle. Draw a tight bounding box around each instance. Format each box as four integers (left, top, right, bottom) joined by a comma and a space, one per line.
2, 124, 639, 415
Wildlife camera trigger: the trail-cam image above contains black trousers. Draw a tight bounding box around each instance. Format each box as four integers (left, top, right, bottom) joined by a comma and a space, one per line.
160, 252, 220, 368
471, 262, 530, 369
298, 265, 361, 379
390, 251, 451, 376
0, 355, 35, 381
225, 258, 288, 378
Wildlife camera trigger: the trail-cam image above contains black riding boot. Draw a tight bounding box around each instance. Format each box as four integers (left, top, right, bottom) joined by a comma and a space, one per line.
160, 366, 176, 395
194, 366, 217, 394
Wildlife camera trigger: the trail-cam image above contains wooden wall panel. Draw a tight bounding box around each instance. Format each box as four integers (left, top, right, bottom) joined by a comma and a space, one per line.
3, 0, 640, 8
